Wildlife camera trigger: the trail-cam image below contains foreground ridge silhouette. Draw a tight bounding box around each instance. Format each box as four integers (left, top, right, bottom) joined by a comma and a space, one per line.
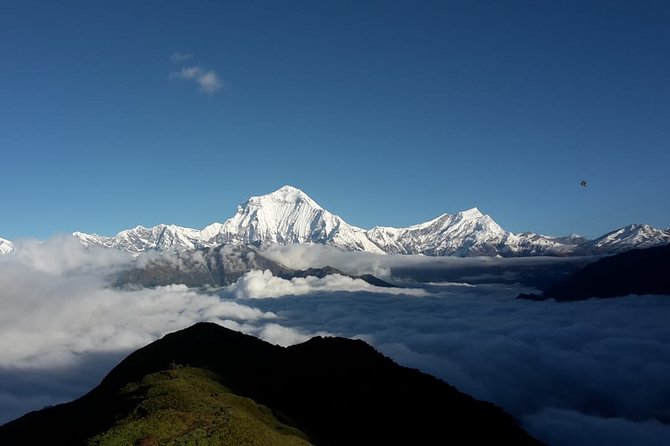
0, 322, 540, 445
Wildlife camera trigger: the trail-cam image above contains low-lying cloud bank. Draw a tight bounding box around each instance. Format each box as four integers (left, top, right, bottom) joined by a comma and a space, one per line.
260, 243, 580, 277
248, 291, 670, 445
10, 236, 132, 275
0, 237, 668, 445
524, 408, 670, 446
225, 269, 427, 298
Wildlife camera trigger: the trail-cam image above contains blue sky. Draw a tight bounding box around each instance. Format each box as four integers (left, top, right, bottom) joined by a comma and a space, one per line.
1, 0, 668, 240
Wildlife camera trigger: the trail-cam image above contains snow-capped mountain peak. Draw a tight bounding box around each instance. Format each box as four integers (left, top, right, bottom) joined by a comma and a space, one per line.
0, 237, 13, 255
213, 186, 382, 252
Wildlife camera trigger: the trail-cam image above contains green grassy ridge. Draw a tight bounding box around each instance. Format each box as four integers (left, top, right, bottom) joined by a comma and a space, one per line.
88, 366, 310, 446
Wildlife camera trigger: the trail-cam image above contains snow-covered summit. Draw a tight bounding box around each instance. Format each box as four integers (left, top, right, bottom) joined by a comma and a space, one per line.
209, 185, 382, 252
457, 207, 484, 220
0, 237, 13, 255
254, 185, 322, 209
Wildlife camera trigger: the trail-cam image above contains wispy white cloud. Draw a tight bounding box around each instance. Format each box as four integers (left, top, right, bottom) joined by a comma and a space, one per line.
170, 51, 192, 63
196, 70, 222, 93
171, 65, 222, 94
177, 66, 201, 79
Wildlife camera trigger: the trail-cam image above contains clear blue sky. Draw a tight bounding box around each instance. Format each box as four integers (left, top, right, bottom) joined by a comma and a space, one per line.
1, 1, 669, 240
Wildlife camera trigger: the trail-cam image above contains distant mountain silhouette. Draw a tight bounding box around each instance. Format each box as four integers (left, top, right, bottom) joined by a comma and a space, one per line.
0, 323, 539, 445
518, 244, 670, 301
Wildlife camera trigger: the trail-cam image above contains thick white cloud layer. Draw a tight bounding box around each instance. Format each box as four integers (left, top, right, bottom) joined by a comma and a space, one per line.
0, 238, 669, 445
225, 269, 427, 298
10, 236, 132, 275
247, 289, 670, 444
0, 238, 294, 422
261, 244, 394, 276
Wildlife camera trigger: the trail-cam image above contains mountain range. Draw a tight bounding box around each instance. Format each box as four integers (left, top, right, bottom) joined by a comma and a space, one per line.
0, 322, 539, 445
2, 185, 669, 257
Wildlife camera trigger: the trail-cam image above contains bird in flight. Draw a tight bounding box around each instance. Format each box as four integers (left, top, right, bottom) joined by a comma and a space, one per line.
580, 180, 588, 188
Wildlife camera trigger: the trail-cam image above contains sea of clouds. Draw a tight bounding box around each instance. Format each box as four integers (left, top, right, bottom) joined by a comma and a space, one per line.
1, 237, 669, 445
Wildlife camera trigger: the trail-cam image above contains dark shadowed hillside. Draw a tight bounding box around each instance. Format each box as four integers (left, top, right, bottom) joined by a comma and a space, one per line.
0, 323, 539, 445
519, 244, 670, 301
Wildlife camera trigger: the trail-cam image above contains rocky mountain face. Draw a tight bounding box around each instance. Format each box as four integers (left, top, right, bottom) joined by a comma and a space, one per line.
3, 186, 669, 257
113, 245, 392, 288
113, 245, 290, 288
0, 322, 539, 445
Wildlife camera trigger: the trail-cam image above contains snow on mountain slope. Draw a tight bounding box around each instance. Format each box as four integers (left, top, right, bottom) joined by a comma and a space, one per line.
74, 224, 205, 253
368, 208, 571, 256
369, 208, 505, 256
0, 237, 13, 255
71, 186, 670, 257
207, 186, 384, 253
503, 232, 579, 256
579, 224, 670, 254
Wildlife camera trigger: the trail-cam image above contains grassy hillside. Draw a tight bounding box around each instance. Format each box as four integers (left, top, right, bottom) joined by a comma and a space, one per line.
89, 366, 309, 446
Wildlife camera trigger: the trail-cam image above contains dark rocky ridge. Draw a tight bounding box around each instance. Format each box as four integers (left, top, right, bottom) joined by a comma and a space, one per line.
0, 323, 539, 445
518, 244, 670, 301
